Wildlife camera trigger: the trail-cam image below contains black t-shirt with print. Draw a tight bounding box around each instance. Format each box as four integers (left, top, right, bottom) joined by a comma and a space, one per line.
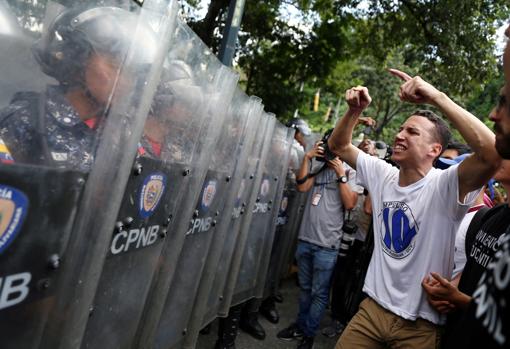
448, 205, 510, 349
458, 205, 509, 296
443, 204, 510, 348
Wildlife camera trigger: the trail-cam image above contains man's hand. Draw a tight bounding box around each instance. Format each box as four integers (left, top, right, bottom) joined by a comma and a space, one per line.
428, 298, 456, 314
422, 273, 457, 313
389, 69, 443, 106
305, 141, 324, 160
346, 86, 372, 114
327, 157, 345, 177
358, 116, 377, 127
422, 272, 470, 310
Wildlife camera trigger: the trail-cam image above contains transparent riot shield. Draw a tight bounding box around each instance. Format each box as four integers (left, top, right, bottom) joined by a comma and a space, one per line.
197, 110, 270, 323
280, 135, 318, 279
218, 113, 276, 313
0, 1, 175, 348
79, 21, 230, 349
254, 123, 294, 299
134, 20, 238, 349
274, 142, 308, 283
228, 121, 292, 306
262, 128, 299, 300
181, 94, 263, 349
148, 87, 248, 349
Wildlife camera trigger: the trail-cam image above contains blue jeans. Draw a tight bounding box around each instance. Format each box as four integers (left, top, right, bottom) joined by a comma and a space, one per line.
295, 240, 337, 337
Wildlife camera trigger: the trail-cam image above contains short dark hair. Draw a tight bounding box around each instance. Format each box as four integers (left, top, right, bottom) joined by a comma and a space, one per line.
446, 140, 471, 155
412, 110, 451, 151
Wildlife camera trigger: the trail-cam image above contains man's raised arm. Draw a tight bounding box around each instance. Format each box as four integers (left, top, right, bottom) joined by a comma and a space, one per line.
328, 86, 372, 170
390, 69, 501, 201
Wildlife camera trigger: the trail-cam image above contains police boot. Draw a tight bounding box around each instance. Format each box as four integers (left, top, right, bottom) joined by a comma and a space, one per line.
240, 309, 266, 340
260, 297, 279, 324
274, 290, 284, 303
214, 340, 236, 349
216, 305, 242, 349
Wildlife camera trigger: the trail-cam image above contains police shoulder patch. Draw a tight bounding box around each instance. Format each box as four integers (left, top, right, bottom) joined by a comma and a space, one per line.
201, 180, 217, 209
139, 172, 167, 219
0, 185, 29, 254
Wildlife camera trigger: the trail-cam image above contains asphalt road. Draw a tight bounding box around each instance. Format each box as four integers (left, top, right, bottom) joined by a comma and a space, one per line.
197, 277, 340, 349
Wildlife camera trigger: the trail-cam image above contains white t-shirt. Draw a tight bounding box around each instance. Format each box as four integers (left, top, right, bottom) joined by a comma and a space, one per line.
452, 209, 479, 278
356, 151, 480, 325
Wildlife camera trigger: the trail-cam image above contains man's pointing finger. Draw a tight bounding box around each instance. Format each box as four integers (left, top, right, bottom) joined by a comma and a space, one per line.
388, 68, 412, 82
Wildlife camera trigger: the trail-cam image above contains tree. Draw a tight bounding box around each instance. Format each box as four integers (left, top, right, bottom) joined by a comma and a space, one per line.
182, 0, 509, 137
333, 0, 510, 96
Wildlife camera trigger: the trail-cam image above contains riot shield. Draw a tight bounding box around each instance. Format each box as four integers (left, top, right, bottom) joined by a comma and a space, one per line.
0, 1, 175, 348
218, 113, 276, 312
280, 135, 318, 280
262, 128, 299, 300
181, 94, 263, 349
274, 142, 308, 283
134, 20, 239, 349
149, 87, 249, 349
79, 18, 231, 349
227, 121, 292, 306
253, 123, 294, 299
199, 110, 269, 323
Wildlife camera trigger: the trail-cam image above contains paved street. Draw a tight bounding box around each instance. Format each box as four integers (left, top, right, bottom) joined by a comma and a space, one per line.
197, 277, 340, 349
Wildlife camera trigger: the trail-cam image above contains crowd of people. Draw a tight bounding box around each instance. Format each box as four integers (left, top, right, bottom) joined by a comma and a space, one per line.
268, 25, 510, 349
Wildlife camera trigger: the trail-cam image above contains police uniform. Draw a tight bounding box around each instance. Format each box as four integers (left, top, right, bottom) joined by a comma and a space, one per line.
0, 86, 96, 171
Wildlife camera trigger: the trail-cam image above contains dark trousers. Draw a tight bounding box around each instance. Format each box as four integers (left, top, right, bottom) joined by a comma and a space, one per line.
330, 239, 365, 324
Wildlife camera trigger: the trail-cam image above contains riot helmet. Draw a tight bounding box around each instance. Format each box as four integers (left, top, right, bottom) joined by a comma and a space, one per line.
33, 6, 157, 91
286, 118, 311, 137
286, 118, 310, 149
150, 59, 203, 121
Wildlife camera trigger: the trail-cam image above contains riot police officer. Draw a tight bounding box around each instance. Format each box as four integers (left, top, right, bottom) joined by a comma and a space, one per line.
0, 6, 154, 171
286, 117, 311, 149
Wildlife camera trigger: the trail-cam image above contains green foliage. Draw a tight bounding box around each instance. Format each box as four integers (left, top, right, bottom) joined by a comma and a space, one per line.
183, 0, 509, 143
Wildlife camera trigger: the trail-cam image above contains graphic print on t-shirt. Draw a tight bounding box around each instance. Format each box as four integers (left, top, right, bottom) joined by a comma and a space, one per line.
472, 232, 510, 346
380, 201, 419, 259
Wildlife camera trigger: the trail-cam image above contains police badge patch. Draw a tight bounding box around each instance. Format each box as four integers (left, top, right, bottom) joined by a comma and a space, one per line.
201, 180, 217, 209
0, 185, 29, 254
260, 178, 270, 197
139, 173, 167, 219
280, 196, 288, 212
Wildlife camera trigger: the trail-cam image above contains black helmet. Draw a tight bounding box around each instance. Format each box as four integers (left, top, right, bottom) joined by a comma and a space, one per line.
33, 6, 157, 86
150, 59, 203, 117
286, 118, 311, 136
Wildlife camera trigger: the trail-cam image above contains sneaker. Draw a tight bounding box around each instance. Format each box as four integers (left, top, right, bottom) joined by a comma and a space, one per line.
297, 336, 314, 349
277, 323, 304, 341
321, 319, 345, 338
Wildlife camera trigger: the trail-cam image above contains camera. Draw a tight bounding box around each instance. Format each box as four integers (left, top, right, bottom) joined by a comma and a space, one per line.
338, 219, 358, 258
315, 129, 336, 162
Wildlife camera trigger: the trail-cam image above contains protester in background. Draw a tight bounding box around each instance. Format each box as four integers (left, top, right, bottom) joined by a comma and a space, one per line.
441, 140, 471, 160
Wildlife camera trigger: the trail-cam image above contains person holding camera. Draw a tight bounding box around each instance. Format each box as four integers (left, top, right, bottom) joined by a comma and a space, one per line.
322, 138, 377, 339
276, 131, 358, 349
